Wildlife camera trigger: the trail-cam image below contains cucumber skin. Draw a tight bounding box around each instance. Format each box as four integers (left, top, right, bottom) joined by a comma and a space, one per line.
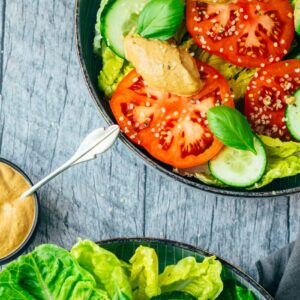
100, 0, 122, 57
208, 136, 267, 188
285, 104, 300, 142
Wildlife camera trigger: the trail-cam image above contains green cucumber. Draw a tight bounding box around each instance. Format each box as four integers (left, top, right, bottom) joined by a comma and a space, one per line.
101, 0, 149, 58
209, 136, 267, 188
286, 89, 300, 141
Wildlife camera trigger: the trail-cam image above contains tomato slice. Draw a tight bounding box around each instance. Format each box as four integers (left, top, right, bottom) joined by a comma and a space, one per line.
186, 0, 294, 68
110, 60, 234, 168
245, 59, 300, 140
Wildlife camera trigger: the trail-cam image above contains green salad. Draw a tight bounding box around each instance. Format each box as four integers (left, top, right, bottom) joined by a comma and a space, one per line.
0, 240, 256, 300
93, 0, 300, 190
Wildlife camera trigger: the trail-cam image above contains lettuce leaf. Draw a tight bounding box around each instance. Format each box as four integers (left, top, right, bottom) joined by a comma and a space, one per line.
98, 45, 133, 97
196, 50, 257, 101
94, 1, 133, 97
152, 291, 197, 299
0, 244, 109, 299
159, 256, 223, 300
248, 136, 300, 189
129, 246, 161, 299
71, 240, 132, 299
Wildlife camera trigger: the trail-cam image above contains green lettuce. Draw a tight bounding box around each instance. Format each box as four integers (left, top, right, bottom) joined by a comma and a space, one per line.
159, 256, 223, 300
98, 45, 133, 97
94, 1, 133, 97
152, 291, 197, 299
129, 246, 161, 299
196, 50, 257, 101
71, 240, 132, 299
0, 244, 109, 299
249, 136, 300, 189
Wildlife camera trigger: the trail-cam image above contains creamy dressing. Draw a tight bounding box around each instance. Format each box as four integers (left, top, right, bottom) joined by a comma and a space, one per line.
124, 35, 203, 96
0, 163, 36, 259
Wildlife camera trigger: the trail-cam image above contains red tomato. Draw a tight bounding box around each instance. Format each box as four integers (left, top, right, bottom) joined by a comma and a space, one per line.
110, 60, 234, 168
186, 0, 294, 68
245, 59, 300, 140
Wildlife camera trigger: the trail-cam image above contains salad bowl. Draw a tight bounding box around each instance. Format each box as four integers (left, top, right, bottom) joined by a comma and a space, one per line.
75, 0, 300, 198
96, 237, 273, 300
0, 237, 273, 299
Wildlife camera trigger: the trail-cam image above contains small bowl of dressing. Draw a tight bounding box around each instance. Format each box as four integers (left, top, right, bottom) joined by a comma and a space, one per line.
0, 158, 39, 265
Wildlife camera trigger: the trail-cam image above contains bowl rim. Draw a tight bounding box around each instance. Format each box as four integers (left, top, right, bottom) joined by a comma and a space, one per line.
74, 0, 300, 198
0, 158, 39, 265
96, 237, 274, 300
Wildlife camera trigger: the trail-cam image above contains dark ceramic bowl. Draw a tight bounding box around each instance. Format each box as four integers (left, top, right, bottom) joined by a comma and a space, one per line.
0, 158, 39, 265
75, 0, 300, 198
96, 238, 273, 300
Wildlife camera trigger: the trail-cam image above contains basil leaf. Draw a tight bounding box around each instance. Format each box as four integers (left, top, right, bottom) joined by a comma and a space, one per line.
113, 287, 131, 300
136, 0, 185, 40
207, 106, 256, 154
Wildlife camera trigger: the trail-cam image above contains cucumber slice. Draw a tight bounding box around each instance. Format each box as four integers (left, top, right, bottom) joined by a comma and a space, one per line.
101, 0, 149, 58
286, 89, 300, 141
209, 137, 267, 188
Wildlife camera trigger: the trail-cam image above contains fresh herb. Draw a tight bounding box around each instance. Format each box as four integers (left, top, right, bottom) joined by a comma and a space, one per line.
207, 106, 256, 154
136, 0, 185, 40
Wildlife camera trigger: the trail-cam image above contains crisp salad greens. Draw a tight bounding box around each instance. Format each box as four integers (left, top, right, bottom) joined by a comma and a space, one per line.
94, 1, 254, 101
94, 0, 300, 190
0, 244, 110, 299
188, 136, 300, 190
0, 240, 257, 300
94, 3, 133, 97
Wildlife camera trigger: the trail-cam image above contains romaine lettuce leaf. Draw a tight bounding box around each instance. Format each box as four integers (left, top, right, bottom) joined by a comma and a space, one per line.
71, 240, 132, 299
248, 136, 300, 189
0, 244, 109, 299
98, 45, 133, 97
152, 291, 197, 299
196, 50, 257, 101
159, 256, 223, 300
94, 1, 133, 97
129, 246, 161, 299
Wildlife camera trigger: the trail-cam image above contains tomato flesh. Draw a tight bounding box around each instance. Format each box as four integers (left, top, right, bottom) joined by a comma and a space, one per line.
110, 60, 234, 168
245, 59, 300, 140
186, 0, 294, 68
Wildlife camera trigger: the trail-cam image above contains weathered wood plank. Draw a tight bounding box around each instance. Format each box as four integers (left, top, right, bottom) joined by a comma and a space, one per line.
0, 0, 5, 136
0, 0, 145, 252
145, 169, 292, 277
289, 194, 300, 242
1, 0, 299, 284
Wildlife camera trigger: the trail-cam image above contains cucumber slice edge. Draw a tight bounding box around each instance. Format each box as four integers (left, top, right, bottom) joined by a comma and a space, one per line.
286, 90, 300, 141
209, 137, 267, 188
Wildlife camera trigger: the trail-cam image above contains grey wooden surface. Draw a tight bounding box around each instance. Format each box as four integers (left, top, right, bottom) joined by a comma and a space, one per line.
0, 0, 299, 279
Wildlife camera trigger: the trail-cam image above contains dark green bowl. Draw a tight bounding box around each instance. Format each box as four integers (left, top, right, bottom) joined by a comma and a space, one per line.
96, 238, 273, 300
75, 0, 300, 198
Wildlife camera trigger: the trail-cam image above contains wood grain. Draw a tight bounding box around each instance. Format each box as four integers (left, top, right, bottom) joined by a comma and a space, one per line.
144, 170, 298, 277
0, 0, 145, 253
0, 0, 299, 281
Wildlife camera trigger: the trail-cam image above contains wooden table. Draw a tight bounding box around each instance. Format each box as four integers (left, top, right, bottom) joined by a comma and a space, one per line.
0, 0, 299, 278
